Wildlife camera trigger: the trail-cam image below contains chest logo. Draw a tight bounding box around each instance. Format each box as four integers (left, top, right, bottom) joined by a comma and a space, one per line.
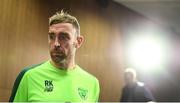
78, 88, 88, 100
44, 80, 53, 92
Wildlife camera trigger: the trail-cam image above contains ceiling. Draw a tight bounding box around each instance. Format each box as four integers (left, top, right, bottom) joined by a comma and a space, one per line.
113, 0, 180, 34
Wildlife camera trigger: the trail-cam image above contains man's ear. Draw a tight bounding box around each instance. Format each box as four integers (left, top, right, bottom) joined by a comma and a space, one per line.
75, 35, 84, 48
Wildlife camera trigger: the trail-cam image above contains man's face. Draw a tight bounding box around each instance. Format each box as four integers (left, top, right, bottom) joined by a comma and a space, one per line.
124, 73, 134, 85
48, 23, 77, 65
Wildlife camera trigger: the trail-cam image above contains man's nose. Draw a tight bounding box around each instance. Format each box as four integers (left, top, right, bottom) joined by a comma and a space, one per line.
54, 37, 60, 47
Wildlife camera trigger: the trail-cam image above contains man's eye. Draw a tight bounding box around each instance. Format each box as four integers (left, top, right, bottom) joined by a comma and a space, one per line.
59, 36, 67, 40
49, 34, 55, 40
59, 34, 70, 41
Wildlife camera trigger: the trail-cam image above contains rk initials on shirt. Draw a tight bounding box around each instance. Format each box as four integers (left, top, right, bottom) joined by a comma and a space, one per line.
45, 80, 53, 86
44, 80, 53, 92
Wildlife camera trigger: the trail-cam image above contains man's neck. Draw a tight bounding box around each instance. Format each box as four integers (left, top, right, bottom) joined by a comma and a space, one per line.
50, 60, 76, 70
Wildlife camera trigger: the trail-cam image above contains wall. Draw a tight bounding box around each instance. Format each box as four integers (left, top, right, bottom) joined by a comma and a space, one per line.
0, 0, 49, 101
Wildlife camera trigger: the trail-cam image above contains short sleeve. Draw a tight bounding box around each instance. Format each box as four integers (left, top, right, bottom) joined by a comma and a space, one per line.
9, 69, 29, 102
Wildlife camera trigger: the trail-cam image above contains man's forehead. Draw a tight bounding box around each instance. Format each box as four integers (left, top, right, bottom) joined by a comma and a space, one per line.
49, 23, 74, 29
49, 23, 76, 33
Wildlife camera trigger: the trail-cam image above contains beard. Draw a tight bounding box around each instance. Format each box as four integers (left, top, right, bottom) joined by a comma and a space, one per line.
50, 50, 67, 64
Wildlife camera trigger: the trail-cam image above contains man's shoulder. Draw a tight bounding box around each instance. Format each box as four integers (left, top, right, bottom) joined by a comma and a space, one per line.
76, 66, 99, 82
137, 82, 145, 87
135, 82, 150, 93
18, 61, 46, 77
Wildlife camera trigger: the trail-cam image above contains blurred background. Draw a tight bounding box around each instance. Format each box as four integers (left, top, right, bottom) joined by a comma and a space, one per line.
0, 0, 180, 101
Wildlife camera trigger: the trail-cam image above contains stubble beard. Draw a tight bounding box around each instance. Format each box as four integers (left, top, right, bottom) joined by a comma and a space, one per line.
50, 50, 67, 67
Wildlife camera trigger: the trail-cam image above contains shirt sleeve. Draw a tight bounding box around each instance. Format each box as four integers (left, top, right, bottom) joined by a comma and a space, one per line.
143, 86, 155, 101
94, 79, 100, 102
9, 69, 29, 102
120, 87, 127, 102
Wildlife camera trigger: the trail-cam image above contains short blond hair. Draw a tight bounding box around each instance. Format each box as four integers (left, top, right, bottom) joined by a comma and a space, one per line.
124, 68, 137, 80
49, 10, 80, 36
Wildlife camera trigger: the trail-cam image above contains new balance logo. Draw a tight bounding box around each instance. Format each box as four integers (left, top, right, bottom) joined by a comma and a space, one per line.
44, 80, 53, 92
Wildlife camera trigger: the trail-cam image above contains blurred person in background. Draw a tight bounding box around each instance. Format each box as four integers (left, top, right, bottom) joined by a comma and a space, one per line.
120, 68, 155, 102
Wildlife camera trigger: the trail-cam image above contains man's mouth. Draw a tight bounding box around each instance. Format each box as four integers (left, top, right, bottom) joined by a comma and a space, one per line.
52, 52, 64, 56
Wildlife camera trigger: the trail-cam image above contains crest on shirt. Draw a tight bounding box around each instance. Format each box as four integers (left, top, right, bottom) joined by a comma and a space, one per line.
78, 87, 88, 100
44, 80, 53, 92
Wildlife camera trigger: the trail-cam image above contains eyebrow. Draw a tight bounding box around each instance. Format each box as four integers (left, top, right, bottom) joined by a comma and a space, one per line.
59, 32, 69, 35
48, 31, 72, 39
48, 31, 55, 35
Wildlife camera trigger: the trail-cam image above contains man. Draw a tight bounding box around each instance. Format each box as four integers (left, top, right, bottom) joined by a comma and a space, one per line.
120, 68, 155, 102
9, 11, 100, 102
